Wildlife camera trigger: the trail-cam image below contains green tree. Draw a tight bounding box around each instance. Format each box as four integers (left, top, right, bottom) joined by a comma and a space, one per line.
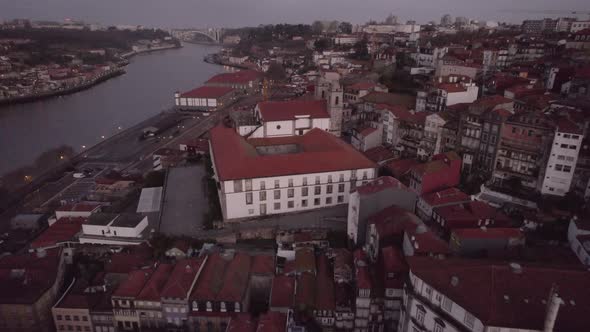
338, 22, 353, 34
311, 21, 324, 34
352, 37, 370, 60
313, 38, 330, 51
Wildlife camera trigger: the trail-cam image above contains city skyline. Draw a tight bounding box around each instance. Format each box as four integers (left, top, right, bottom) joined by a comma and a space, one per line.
1, 0, 589, 28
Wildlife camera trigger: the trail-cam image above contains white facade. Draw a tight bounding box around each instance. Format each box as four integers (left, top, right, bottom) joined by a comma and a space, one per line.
423, 113, 447, 157
571, 21, 590, 32
251, 110, 331, 138
567, 218, 590, 266
80, 215, 148, 244
399, 271, 486, 332
334, 35, 359, 45
540, 129, 583, 196
219, 169, 376, 220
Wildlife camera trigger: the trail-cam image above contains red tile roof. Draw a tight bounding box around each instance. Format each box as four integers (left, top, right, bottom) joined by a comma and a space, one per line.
436, 83, 467, 93
381, 246, 407, 273
407, 257, 590, 332
227, 313, 258, 332
556, 118, 583, 135
105, 251, 153, 275
358, 126, 379, 137
206, 70, 262, 85
412, 151, 461, 176
294, 273, 316, 307
113, 267, 155, 298
209, 126, 376, 181
190, 253, 229, 301
421, 187, 470, 207
251, 255, 275, 275
180, 86, 234, 98
136, 263, 174, 301
452, 227, 524, 240
356, 176, 409, 196
434, 201, 512, 229
0, 248, 62, 304
315, 255, 335, 310
257, 99, 330, 121
270, 275, 295, 308
406, 226, 450, 255
257, 312, 287, 332
385, 158, 420, 178
295, 248, 316, 274
161, 258, 205, 299
362, 146, 397, 164
368, 205, 421, 240
348, 81, 377, 91
217, 253, 252, 302
30, 217, 84, 249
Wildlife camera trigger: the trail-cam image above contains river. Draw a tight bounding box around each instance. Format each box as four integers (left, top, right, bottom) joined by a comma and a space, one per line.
0, 43, 222, 176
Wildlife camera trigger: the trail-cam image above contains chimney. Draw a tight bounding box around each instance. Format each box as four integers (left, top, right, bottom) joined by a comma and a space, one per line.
544, 285, 562, 332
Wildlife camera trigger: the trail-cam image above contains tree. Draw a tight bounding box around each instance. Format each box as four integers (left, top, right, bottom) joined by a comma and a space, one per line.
311, 21, 324, 34
313, 38, 330, 51
327, 21, 339, 33
266, 62, 286, 81
338, 22, 353, 34
352, 37, 370, 60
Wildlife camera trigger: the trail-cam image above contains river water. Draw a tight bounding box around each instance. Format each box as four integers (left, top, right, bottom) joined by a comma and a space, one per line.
0, 43, 222, 175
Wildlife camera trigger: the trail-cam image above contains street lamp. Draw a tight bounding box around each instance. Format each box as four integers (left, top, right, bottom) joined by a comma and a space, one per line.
82, 145, 86, 149
101, 135, 106, 139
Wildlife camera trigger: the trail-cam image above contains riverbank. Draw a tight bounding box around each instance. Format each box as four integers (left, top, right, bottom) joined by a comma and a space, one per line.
203, 53, 249, 70
121, 43, 181, 59
0, 67, 126, 107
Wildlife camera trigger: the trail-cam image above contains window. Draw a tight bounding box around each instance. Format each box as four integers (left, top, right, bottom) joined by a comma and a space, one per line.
434, 321, 445, 332
338, 183, 345, 192
259, 191, 266, 201
362, 171, 368, 180
563, 165, 572, 173
302, 199, 308, 207
302, 187, 308, 196
555, 164, 563, 171
76, 327, 81, 332
326, 197, 332, 204
315, 176, 320, 184
569, 145, 577, 149
288, 178, 293, 187
288, 201, 294, 208
557, 155, 566, 160
65, 316, 71, 321
274, 202, 281, 210
327, 184, 333, 194
82, 317, 88, 322
246, 192, 253, 205
561, 144, 569, 148
233, 180, 242, 192
328, 175, 333, 183
302, 177, 308, 186
274, 179, 280, 188
572, 135, 580, 139
339, 174, 344, 182
260, 181, 265, 190
464, 312, 475, 328
274, 190, 281, 199
416, 306, 425, 325
57, 315, 63, 321
442, 296, 453, 312
337, 195, 344, 203
314, 186, 321, 195
563, 134, 571, 139
314, 198, 320, 206
288, 188, 294, 198
245, 179, 252, 191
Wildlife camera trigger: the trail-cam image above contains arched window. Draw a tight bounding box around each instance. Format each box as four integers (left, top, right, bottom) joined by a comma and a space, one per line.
235, 302, 241, 312
220, 302, 226, 312
335, 96, 339, 105
206, 301, 212, 312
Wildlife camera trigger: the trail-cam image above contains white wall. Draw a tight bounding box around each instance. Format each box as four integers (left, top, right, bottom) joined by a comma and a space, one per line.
446, 85, 479, 106
221, 168, 376, 220
81, 216, 147, 238
540, 130, 582, 196
55, 209, 97, 220
347, 191, 361, 243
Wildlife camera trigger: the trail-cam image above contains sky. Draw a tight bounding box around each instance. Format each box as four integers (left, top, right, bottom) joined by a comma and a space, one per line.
0, 0, 589, 29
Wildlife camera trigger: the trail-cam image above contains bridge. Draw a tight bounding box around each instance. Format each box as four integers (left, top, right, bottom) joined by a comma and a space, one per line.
170, 28, 224, 43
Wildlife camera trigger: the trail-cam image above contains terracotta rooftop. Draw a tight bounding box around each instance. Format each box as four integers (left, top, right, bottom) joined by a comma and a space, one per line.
113, 267, 155, 298
408, 257, 590, 331
0, 248, 62, 304
205, 70, 262, 84
190, 253, 229, 301
315, 255, 335, 310
420, 187, 470, 207
362, 146, 397, 164
136, 263, 174, 301
209, 126, 376, 181
355, 176, 410, 196
179, 86, 234, 98
216, 253, 252, 302
434, 201, 512, 229
385, 158, 420, 178
257, 312, 287, 332
30, 217, 85, 249
257, 99, 329, 121
294, 273, 316, 308
452, 227, 524, 240
436, 83, 467, 93
270, 275, 295, 308
161, 258, 206, 299
227, 313, 258, 332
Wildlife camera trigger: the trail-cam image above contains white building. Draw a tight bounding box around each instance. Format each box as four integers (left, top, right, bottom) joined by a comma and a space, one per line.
209, 126, 377, 221
174, 86, 235, 111
571, 20, 590, 32
79, 214, 148, 245
52, 203, 102, 225
539, 119, 583, 196
399, 256, 590, 332
333, 34, 359, 46
419, 81, 479, 113
422, 112, 449, 157
567, 216, 590, 266
242, 100, 331, 138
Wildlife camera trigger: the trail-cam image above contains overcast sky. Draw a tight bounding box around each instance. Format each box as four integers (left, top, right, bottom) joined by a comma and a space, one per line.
1, 0, 588, 28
